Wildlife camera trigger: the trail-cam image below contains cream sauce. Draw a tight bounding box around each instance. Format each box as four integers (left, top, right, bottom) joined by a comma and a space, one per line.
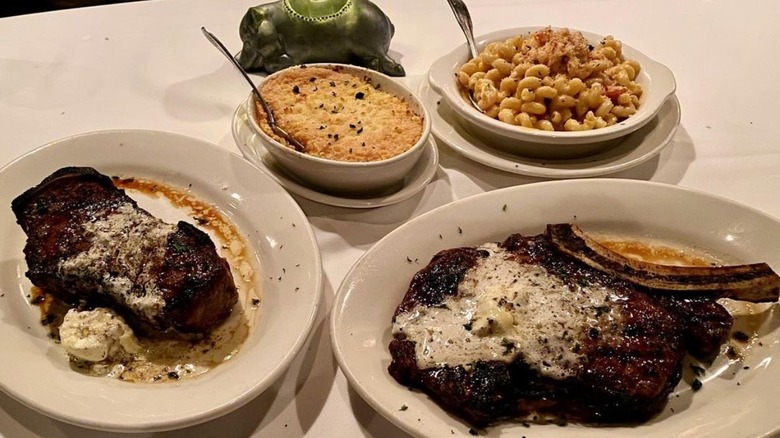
58, 202, 172, 321
393, 243, 626, 379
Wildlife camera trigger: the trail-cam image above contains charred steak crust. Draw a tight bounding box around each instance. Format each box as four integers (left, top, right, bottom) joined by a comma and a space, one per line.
394, 247, 487, 315
389, 230, 734, 427
12, 166, 238, 335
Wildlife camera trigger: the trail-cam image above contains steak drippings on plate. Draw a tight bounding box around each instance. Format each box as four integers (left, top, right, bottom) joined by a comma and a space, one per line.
388, 225, 778, 427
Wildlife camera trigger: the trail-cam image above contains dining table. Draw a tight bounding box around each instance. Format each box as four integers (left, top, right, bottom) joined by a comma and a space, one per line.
1, 0, 780, 437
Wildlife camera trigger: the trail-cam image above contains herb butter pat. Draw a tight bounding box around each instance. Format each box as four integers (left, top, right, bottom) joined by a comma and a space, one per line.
59, 308, 142, 362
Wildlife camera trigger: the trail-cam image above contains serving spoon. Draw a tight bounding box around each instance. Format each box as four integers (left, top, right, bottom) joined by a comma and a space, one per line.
201, 27, 306, 153
445, 0, 484, 113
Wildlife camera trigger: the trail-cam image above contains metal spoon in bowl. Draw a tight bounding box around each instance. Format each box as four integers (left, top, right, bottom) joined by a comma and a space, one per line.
445, 0, 485, 114
201, 27, 306, 153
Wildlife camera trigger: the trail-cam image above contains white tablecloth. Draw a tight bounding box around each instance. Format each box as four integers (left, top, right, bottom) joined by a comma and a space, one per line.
1, 0, 779, 436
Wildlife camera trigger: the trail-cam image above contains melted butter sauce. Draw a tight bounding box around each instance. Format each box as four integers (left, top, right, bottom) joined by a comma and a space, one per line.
34, 177, 260, 383
394, 243, 627, 378
598, 237, 717, 267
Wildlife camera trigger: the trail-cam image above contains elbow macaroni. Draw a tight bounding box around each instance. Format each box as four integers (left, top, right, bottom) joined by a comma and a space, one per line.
457, 27, 643, 132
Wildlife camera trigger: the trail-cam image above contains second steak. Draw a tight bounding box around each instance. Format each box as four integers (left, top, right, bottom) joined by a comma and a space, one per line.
12, 167, 238, 336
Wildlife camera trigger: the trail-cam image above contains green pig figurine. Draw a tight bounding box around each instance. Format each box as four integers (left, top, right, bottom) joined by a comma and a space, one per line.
237, 0, 405, 77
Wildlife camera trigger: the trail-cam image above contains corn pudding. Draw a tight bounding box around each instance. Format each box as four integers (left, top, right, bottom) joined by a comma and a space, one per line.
254, 66, 423, 162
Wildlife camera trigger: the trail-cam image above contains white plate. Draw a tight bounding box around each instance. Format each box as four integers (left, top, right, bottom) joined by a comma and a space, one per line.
420, 77, 681, 178
232, 99, 440, 209
0, 130, 323, 432
331, 179, 780, 438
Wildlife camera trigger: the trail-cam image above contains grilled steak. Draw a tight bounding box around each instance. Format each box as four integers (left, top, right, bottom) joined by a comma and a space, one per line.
12, 167, 238, 336
388, 226, 773, 426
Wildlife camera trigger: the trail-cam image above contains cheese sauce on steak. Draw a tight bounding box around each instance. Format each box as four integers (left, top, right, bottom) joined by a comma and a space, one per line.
393, 243, 626, 380
58, 202, 173, 322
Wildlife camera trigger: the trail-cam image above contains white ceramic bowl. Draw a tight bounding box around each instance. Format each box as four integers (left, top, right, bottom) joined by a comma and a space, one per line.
247, 63, 431, 197
429, 27, 677, 159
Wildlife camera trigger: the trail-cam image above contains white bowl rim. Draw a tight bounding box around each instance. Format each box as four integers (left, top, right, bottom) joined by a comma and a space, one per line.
428, 26, 677, 144
248, 63, 432, 168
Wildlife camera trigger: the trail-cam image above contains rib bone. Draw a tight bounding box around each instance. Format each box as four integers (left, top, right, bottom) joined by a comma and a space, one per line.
547, 223, 780, 303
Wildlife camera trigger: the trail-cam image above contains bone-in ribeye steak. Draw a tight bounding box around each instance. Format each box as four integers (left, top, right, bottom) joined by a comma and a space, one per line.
388, 226, 762, 426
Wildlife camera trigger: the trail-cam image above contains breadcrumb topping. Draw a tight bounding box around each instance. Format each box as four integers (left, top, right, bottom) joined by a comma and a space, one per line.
255, 66, 423, 162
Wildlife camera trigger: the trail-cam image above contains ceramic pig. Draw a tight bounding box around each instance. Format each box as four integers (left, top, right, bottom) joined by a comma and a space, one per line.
237, 0, 405, 76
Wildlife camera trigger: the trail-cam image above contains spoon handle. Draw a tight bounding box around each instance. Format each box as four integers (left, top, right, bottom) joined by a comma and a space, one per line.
445, 0, 479, 58
201, 27, 274, 123
443, 1, 485, 113
201, 28, 265, 109
201, 27, 306, 152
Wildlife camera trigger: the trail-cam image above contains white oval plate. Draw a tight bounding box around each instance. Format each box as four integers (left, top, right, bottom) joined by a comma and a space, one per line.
331, 179, 780, 438
232, 99, 440, 209
421, 76, 681, 178
0, 130, 323, 432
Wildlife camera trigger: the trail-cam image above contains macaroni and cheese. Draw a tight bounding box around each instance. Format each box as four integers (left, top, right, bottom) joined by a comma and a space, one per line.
457, 27, 642, 132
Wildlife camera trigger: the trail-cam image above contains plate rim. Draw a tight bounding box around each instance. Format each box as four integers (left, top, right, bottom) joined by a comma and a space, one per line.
331, 178, 780, 438
0, 129, 324, 432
